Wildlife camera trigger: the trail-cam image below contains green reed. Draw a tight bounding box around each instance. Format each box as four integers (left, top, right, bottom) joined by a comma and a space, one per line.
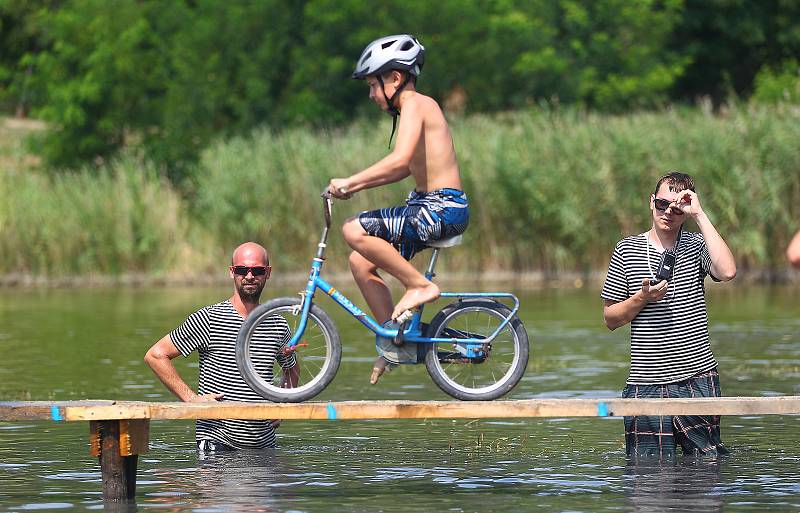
193, 103, 800, 276
2, 103, 798, 277
0, 156, 205, 276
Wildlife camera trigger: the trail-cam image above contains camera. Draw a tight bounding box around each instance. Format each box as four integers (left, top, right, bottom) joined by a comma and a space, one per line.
650, 251, 676, 285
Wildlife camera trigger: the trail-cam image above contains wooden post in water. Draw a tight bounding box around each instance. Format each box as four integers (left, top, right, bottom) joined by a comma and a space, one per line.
89, 419, 150, 501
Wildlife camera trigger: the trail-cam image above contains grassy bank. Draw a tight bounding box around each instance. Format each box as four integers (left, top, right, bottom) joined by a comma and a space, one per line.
2, 103, 799, 279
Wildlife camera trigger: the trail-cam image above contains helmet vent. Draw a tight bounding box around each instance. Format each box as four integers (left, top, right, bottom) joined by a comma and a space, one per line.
353, 34, 424, 80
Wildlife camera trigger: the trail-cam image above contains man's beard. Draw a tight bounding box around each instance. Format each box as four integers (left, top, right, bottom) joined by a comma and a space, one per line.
237, 280, 264, 301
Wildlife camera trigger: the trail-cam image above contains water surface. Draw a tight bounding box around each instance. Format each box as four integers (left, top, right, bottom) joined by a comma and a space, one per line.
1, 283, 798, 511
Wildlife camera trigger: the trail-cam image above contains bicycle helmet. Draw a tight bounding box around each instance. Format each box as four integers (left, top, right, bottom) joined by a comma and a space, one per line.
352, 34, 425, 80
353, 34, 426, 147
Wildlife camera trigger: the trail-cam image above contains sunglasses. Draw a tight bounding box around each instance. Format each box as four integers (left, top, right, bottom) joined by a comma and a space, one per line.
231, 265, 270, 276
653, 197, 684, 215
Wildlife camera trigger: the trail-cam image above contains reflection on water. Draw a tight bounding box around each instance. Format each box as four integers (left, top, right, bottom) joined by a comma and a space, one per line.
625, 457, 724, 512
0, 285, 799, 511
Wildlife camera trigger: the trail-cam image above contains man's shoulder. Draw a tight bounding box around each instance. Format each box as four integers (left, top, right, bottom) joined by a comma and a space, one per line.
201, 300, 233, 313
680, 230, 705, 245
171, 301, 231, 346
613, 234, 646, 251
189, 300, 235, 321
676, 230, 708, 262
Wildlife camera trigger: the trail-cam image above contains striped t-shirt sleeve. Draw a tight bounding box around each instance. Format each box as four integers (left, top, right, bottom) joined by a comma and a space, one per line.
170, 307, 211, 356
699, 241, 721, 282
601, 240, 630, 302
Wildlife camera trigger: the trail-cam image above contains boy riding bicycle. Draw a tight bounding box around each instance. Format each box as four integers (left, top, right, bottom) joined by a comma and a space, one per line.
327, 34, 469, 384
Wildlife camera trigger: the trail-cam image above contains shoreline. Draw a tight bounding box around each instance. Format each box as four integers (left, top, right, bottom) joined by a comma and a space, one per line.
2, 268, 797, 289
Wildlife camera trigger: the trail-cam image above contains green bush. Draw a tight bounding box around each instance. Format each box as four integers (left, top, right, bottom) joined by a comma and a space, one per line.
752, 60, 800, 104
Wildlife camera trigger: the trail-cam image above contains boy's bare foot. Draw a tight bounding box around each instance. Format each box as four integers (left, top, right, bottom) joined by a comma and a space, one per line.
391, 282, 440, 321
370, 356, 390, 385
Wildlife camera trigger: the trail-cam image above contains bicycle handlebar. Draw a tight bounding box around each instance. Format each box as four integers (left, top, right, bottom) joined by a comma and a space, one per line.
320, 191, 333, 229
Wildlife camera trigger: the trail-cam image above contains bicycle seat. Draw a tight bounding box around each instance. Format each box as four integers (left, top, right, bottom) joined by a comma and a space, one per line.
427, 235, 463, 248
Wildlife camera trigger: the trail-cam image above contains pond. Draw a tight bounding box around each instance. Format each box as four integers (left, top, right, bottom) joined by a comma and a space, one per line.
1, 283, 799, 512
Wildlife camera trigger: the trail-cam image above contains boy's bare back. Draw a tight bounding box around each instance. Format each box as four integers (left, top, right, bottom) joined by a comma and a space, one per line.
399, 92, 462, 193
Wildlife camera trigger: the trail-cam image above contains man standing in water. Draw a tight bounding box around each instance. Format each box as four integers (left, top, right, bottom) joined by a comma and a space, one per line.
601, 172, 736, 457
145, 242, 298, 451
327, 34, 469, 384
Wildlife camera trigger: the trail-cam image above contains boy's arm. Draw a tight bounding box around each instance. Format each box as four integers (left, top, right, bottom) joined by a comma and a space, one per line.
330, 99, 423, 196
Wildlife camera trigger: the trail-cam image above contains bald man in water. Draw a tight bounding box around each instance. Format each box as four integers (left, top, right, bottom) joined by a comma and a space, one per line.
145, 242, 299, 450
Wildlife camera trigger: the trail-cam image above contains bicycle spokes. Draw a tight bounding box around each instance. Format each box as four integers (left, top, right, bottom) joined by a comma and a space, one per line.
237, 297, 341, 402
425, 299, 529, 400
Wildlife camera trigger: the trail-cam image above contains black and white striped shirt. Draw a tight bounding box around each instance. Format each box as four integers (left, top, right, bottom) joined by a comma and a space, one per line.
601, 231, 719, 385
171, 300, 295, 449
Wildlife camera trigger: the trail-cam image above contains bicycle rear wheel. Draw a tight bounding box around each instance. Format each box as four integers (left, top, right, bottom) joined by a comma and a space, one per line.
236, 297, 341, 402
424, 298, 529, 400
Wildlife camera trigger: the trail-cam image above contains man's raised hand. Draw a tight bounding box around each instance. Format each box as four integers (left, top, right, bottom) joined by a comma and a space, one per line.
676, 189, 704, 217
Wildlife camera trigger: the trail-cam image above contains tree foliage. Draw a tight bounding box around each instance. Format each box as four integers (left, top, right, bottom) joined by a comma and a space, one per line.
1, 0, 798, 175
670, 0, 800, 103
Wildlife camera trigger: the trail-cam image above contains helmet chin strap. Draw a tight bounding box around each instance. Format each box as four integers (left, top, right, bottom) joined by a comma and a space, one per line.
377, 73, 411, 148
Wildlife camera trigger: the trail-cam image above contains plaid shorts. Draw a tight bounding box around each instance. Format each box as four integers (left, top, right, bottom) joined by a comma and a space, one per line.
622, 368, 729, 458
359, 188, 469, 260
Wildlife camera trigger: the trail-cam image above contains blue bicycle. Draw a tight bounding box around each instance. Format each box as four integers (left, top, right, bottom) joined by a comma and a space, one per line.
236, 195, 529, 402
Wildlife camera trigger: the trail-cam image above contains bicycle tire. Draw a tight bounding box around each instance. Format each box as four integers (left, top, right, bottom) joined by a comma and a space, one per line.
236, 297, 341, 402
424, 298, 529, 401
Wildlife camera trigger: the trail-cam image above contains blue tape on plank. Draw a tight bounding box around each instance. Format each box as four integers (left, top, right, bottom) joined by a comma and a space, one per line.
597, 402, 609, 417
326, 402, 337, 420
51, 405, 63, 421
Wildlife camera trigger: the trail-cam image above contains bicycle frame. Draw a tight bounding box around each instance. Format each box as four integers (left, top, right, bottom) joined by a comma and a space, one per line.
285, 196, 521, 354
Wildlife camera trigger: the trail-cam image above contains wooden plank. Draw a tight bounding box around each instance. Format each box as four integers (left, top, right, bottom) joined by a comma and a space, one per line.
63, 402, 151, 422
140, 397, 800, 419
3, 397, 800, 421
0, 400, 116, 421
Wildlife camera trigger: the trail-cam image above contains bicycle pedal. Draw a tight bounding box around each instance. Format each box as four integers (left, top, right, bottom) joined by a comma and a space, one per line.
392, 320, 410, 347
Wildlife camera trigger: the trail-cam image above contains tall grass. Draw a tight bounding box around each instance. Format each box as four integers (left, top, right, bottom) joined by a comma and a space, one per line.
0, 156, 206, 276
193, 103, 800, 275
2, 103, 798, 278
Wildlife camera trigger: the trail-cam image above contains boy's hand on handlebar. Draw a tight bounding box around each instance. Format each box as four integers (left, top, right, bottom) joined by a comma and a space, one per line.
327, 179, 353, 199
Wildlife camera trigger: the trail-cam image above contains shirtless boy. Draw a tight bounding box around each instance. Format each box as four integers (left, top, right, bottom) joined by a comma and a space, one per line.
327, 34, 469, 383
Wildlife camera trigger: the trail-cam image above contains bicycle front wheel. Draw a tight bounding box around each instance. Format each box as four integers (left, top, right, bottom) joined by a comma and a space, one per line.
236, 297, 341, 402
424, 299, 529, 401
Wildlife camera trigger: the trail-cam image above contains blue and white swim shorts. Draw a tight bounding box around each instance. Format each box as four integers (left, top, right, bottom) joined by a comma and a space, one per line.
358, 188, 469, 260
